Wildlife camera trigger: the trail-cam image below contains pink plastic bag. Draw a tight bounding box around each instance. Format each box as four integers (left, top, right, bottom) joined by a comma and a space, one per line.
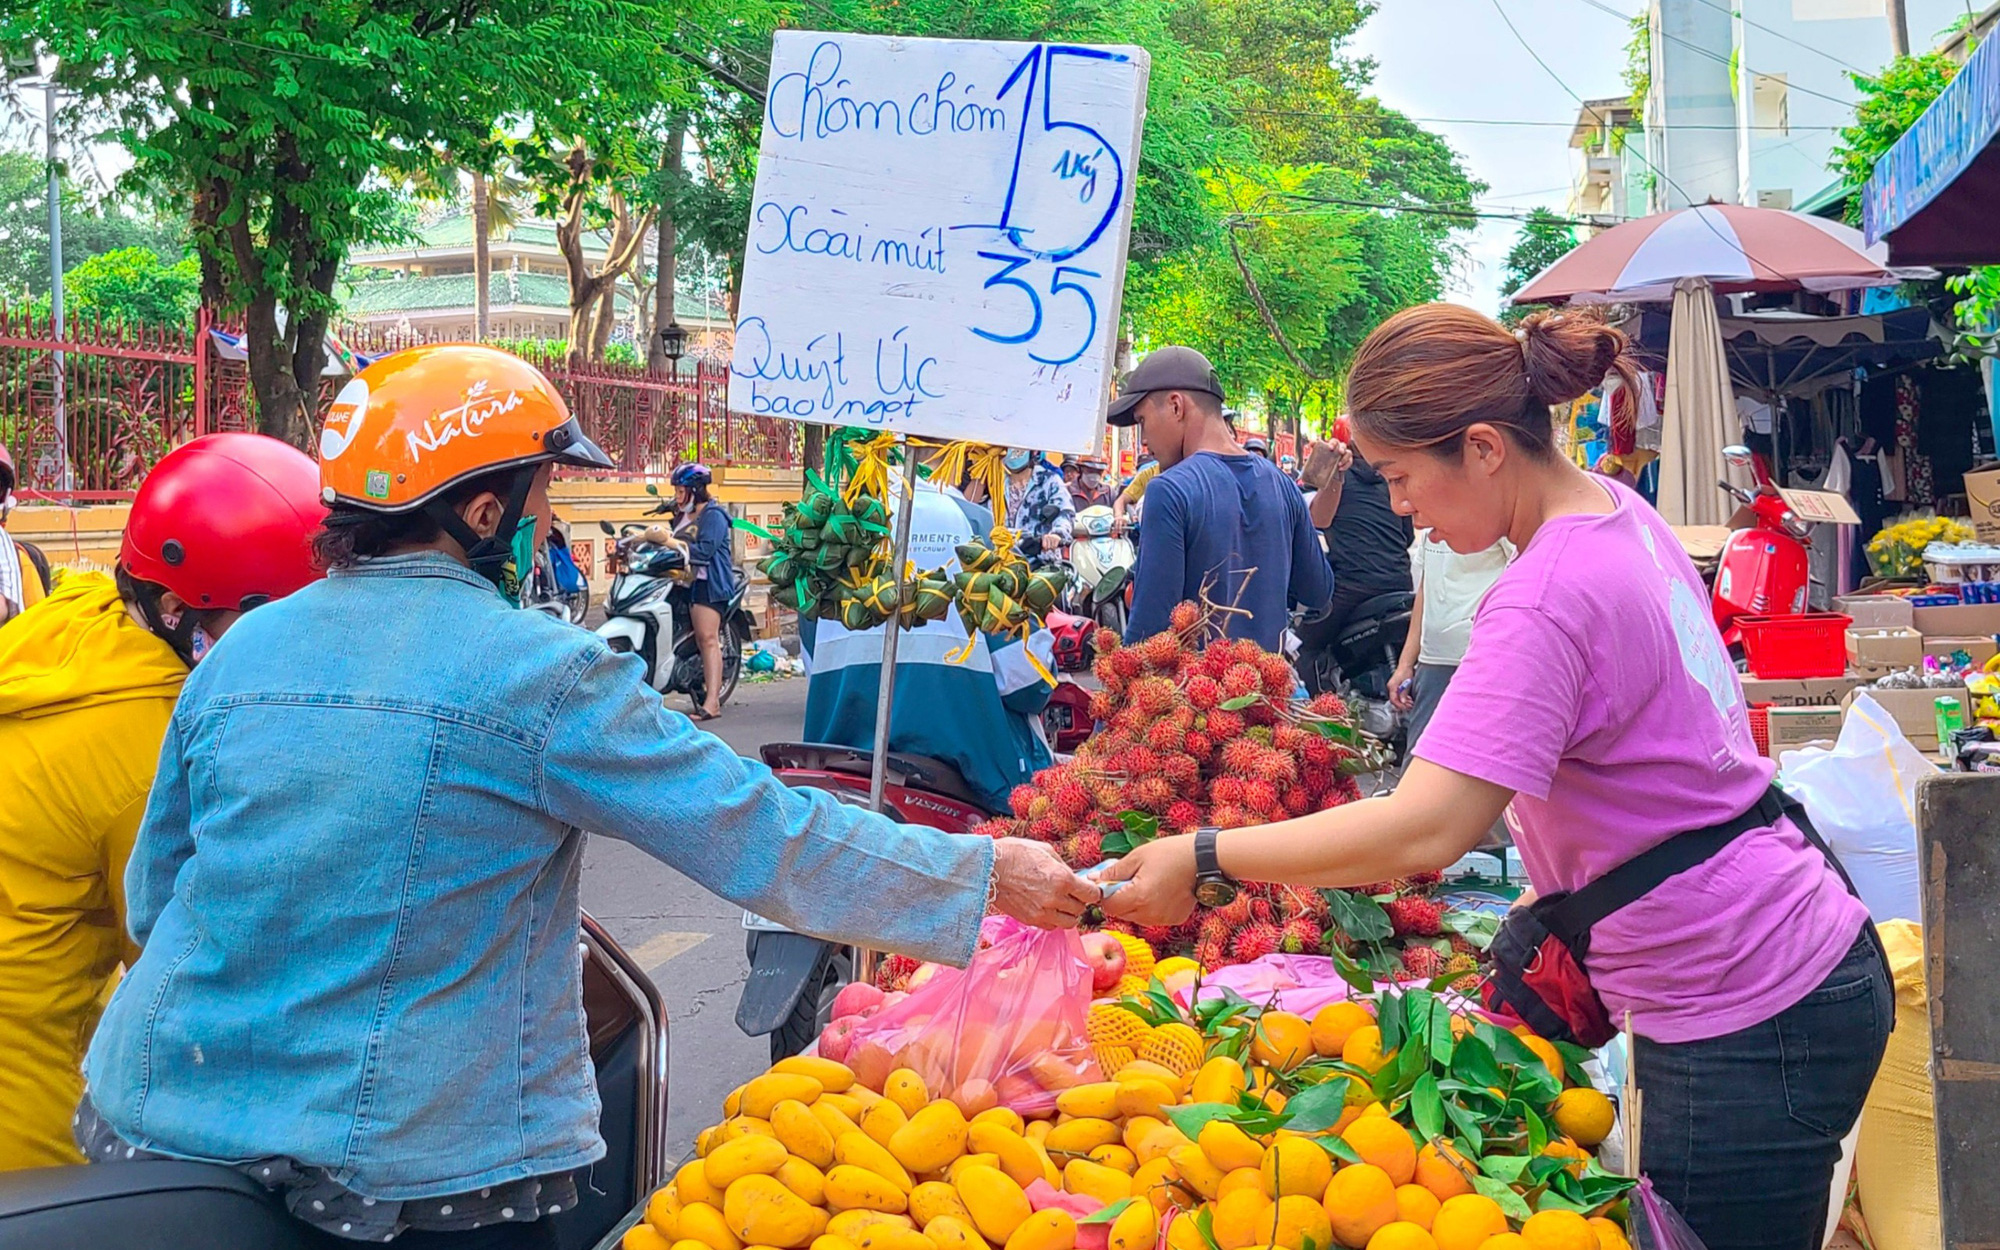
1634, 1177, 1709, 1249
843, 917, 1100, 1117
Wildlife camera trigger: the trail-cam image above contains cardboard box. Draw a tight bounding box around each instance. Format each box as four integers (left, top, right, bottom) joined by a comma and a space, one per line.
1765, 706, 1844, 755
1911, 601, 2000, 639
1847, 626, 1925, 674
1833, 594, 1916, 631
1965, 465, 2000, 543
1740, 675, 1865, 707
1925, 636, 2000, 668
1846, 684, 1971, 751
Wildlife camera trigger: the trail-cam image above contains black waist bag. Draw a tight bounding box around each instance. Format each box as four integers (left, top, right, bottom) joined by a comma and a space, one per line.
1482, 784, 1881, 1048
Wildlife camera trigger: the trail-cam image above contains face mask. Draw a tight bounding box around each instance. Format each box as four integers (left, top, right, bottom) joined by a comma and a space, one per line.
496, 516, 538, 606
1004, 451, 1033, 473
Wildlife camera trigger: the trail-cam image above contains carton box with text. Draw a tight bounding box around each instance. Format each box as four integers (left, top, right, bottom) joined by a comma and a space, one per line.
1965, 465, 2000, 544
1925, 636, 1999, 668
1833, 594, 1915, 631
1765, 706, 1844, 756
1740, 675, 1864, 707
1845, 684, 1970, 751
1847, 626, 1925, 674
1911, 601, 2000, 639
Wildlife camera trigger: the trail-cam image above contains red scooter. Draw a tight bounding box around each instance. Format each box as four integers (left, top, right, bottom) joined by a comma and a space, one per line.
1710, 445, 1812, 647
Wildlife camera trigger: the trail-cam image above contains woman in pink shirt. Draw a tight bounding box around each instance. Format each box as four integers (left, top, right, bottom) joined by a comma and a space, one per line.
1103, 304, 1889, 1250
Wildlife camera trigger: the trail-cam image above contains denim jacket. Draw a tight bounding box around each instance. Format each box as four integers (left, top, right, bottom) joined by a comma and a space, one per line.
84, 553, 994, 1199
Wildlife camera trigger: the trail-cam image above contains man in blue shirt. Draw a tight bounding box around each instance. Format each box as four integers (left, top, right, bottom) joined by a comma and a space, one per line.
1109, 346, 1333, 650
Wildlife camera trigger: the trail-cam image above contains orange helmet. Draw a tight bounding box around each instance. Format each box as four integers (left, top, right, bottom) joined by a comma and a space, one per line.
317, 344, 613, 595
317, 343, 612, 512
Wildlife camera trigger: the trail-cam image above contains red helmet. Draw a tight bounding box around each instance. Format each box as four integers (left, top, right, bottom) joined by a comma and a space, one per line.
120, 433, 328, 610
0, 442, 15, 497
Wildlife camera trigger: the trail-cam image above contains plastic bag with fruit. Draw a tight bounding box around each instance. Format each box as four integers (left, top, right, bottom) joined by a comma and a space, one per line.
841, 917, 1100, 1117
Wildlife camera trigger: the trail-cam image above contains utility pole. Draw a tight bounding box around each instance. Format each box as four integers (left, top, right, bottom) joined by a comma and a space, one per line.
45, 78, 69, 492
1886, 0, 1911, 57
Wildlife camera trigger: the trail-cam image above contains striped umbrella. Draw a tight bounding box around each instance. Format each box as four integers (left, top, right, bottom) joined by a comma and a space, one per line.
1513, 203, 1925, 306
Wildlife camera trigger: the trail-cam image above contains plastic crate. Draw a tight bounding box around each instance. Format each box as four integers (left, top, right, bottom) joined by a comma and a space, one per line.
1735, 612, 1853, 679
1747, 703, 1772, 756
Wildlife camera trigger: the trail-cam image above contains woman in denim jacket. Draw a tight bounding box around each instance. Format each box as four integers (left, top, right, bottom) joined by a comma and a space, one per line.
80, 346, 1096, 1248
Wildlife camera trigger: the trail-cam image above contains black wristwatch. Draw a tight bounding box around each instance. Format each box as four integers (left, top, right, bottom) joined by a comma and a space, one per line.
1192, 827, 1238, 908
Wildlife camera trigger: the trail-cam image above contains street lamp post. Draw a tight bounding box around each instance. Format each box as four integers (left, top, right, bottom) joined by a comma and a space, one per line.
42, 77, 68, 492
657, 320, 687, 372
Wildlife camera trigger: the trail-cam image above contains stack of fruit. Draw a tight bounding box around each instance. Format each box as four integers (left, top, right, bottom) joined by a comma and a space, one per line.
974, 604, 1481, 981
624, 979, 1631, 1250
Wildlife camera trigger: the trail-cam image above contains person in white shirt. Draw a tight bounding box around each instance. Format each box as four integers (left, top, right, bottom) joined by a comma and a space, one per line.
1389, 529, 1511, 747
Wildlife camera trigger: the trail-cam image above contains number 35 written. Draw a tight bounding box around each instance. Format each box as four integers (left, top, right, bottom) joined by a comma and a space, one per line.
970, 254, 1100, 367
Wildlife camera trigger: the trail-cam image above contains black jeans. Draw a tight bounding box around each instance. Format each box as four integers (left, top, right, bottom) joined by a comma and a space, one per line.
1634, 927, 1891, 1250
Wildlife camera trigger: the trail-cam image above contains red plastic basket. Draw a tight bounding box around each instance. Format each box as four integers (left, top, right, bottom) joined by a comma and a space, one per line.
1735, 612, 1852, 680
1747, 703, 1772, 756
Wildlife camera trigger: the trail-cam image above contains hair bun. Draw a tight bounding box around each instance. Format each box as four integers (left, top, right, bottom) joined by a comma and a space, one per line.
1516, 310, 1633, 408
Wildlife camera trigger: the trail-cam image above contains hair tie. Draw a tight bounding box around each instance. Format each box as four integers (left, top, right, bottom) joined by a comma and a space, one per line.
1514, 327, 1527, 343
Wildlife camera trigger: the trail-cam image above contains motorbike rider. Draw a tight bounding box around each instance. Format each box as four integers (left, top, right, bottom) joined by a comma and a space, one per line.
986, 448, 1074, 558
1067, 456, 1115, 511
0, 433, 325, 1171
79, 345, 1095, 1247
1299, 432, 1415, 642
669, 462, 738, 722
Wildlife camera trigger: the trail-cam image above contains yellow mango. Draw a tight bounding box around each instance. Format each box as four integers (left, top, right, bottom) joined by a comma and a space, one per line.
837, 1131, 917, 1192
627, 1230, 673, 1250
1166, 1143, 1225, 1200
1120, 1117, 1164, 1156
1198, 1121, 1265, 1173
947, 1154, 1000, 1185
909, 1180, 972, 1227
1131, 1157, 1189, 1215
827, 1212, 914, 1240
1002, 1209, 1075, 1250
646, 1186, 685, 1238
1060, 1159, 1131, 1206
1044, 1118, 1122, 1156
966, 1123, 1045, 1191
1189, 1058, 1248, 1106
1165, 1215, 1205, 1250
672, 1240, 718, 1250
776, 1157, 828, 1207
812, 1238, 862, 1250
812, 1102, 864, 1143
679, 1159, 721, 1207
1053, 1083, 1120, 1120
1114, 1079, 1178, 1121
862, 1100, 911, 1148
773, 1056, 856, 1093
697, 1127, 719, 1159
855, 1227, 937, 1250
706, 1134, 790, 1191
883, 1069, 931, 1118
889, 1101, 969, 1174
724, 1174, 820, 1249
969, 1107, 1024, 1135
825, 1165, 910, 1215
679, 1203, 745, 1250
1114, 1060, 1182, 1089
725, 1087, 748, 1118
774, 1100, 838, 1169
1131, 1121, 1189, 1166
1088, 1144, 1137, 1173
954, 1164, 1032, 1245
1022, 1121, 1051, 1147
846, 1087, 884, 1110
925, 1215, 992, 1250
821, 1093, 868, 1120
1107, 1198, 1160, 1250
743, 1073, 827, 1120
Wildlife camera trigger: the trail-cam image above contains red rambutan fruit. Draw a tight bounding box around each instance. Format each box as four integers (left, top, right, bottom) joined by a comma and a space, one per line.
1231, 920, 1282, 963
1184, 674, 1223, 711
1163, 799, 1204, 831
1399, 944, 1446, 980
1280, 916, 1323, 954
1385, 895, 1445, 937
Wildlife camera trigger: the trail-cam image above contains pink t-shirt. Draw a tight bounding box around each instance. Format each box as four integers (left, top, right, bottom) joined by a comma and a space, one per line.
1414, 479, 1867, 1043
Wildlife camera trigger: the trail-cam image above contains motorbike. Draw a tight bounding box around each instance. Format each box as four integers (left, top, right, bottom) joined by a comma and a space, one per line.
596, 489, 755, 710
524, 515, 592, 624
1289, 593, 1414, 762
0, 915, 670, 1250
1711, 444, 1814, 647
736, 743, 994, 1062
1065, 505, 1134, 637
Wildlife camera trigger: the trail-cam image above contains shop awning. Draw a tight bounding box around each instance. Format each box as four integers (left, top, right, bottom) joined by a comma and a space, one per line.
1862, 31, 2000, 266
1623, 307, 1943, 394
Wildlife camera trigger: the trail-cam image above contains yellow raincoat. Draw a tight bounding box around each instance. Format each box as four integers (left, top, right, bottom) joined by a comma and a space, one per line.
0, 573, 185, 1169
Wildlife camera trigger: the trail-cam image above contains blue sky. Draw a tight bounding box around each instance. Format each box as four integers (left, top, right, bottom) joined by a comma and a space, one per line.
1351, 0, 1647, 314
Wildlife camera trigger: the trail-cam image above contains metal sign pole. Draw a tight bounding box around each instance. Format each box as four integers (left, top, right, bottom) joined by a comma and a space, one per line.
866, 433, 918, 815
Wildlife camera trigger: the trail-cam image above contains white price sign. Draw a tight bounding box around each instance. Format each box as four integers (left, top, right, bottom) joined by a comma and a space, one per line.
728, 31, 1150, 454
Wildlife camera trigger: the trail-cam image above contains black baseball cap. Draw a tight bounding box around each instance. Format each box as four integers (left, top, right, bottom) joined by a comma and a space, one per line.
1106, 346, 1224, 427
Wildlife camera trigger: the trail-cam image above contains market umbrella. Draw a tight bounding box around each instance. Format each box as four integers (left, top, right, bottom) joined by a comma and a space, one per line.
1512, 203, 1926, 305
1655, 278, 1738, 526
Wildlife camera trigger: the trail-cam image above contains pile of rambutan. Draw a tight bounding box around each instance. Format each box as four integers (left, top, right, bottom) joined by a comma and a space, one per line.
968, 600, 1490, 976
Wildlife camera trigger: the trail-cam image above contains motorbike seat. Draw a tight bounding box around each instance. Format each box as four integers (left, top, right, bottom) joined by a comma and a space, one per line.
1335, 592, 1415, 647
759, 742, 985, 810
0, 1159, 317, 1250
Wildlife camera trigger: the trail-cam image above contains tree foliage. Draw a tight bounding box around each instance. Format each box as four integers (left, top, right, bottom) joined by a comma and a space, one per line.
1497, 208, 1576, 321
0, 148, 183, 299
62, 246, 199, 327
1829, 52, 1960, 224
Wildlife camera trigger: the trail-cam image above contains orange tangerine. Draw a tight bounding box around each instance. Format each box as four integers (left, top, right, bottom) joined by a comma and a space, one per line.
1365, 1223, 1439, 1250
1310, 1002, 1375, 1059
1519, 1210, 1597, 1250
1429, 1195, 1508, 1250
1512, 1032, 1564, 1084
1413, 1142, 1475, 1201
1321, 1163, 1399, 1249
1251, 1012, 1314, 1070
1393, 1185, 1441, 1230
1342, 1026, 1397, 1076
1340, 1117, 1417, 1187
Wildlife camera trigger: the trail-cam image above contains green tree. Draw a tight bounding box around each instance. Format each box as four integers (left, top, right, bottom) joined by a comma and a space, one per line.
0, 148, 184, 299
1497, 208, 1577, 319
1829, 52, 1960, 224
7, 0, 692, 443
62, 246, 199, 327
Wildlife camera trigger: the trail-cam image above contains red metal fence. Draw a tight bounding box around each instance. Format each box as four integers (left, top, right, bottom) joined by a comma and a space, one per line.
0, 309, 795, 502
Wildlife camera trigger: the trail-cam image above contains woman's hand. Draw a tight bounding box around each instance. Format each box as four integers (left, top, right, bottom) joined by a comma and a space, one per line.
991, 838, 1100, 928
1097, 834, 1199, 926
1389, 661, 1416, 711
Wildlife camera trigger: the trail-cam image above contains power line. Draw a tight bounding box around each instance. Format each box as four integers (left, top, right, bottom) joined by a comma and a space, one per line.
1567, 0, 1861, 107
1236, 106, 1839, 132
1265, 193, 1609, 226
1683, 0, 1869, 74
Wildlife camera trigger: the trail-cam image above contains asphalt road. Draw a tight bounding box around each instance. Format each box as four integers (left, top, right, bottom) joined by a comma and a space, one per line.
579, 673, 812, 1164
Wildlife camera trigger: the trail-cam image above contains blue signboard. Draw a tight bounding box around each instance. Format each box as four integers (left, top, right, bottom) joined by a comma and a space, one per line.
1863, 31, 2000, 246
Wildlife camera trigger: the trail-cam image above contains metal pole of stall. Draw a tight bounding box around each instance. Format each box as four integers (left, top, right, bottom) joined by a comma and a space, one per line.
858, 433, 918, 987
46, 80, 69, 493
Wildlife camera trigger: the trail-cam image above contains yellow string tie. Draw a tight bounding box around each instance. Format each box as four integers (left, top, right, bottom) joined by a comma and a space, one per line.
841, 431, 900, 508
931, 440, 1011, 528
